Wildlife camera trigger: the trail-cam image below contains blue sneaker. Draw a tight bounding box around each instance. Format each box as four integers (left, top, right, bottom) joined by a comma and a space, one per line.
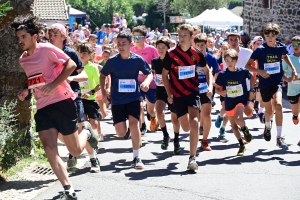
258, 113, 265, 124
215, 115, 224, 128
219, 127, 225, 137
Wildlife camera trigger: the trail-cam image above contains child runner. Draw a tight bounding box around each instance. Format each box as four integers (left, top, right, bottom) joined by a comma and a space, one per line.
12, 14, 98, 199
162, 24, 207, 170
215, 49, 254, 156
246, 23, 297, 148
100, 31, 153, 169
152, 36, 181, 154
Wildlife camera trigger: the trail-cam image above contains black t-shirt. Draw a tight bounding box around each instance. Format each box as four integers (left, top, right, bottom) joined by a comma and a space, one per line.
151, 57, 166, 94
63, 45, 84, 98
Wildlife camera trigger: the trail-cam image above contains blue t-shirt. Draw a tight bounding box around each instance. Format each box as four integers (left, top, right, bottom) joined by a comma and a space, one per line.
101, 53, 151, 105
97, 31, 106, 45
215, 68, 252, 111
282, 55, 300, 96
63, 45, 84, 98
250, 42, 287, 88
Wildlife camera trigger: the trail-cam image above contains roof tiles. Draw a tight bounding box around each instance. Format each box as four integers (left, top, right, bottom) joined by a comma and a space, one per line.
33, 0, 68, 20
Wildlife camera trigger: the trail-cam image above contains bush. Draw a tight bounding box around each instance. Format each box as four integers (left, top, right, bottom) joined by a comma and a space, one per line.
0, 101, 31, 172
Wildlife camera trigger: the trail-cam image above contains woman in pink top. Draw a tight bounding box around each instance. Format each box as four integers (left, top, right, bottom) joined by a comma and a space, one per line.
11, 14, 98, 200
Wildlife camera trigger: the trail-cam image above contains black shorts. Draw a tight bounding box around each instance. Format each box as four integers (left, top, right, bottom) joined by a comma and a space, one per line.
82, 99, 101, 120
156, 91, 176, 113
199, 93, 212, 105
260, 84, 282, 103
173, 93, 201, 118
34, 98, 78, 135
288, 93, 300, 104
111, 100, 140, 125
75, 98, 85, 123
220, 96, 225, 102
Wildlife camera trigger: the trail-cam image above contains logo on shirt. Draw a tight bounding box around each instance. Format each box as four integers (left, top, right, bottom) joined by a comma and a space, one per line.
191, 55, 196, 62
266, 54, 279, 63
227, 80, 239, 86
36, 59, 42, 63
174, 57, 179, 62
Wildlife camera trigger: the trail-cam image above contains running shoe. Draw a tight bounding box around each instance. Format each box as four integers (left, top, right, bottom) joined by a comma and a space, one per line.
133, 157, 144, 170
258, 112, 265, 124
140, 125, 147, 136
146, 111, 151, 121
297, 141, 300, 147
83, 121, 98, 149
199, 126, 204, 135
173, 142, 182, 155
211, 101, 216, 108
293, 115, 299, 125
123, 128, 131, 139
254, 101, 259, 114
215, 115, 224, 128
90, 158, 101, 173
187, 156, 198, 171
276, 137, 288, 148
263, 126, 271, 141
59, 191, 77, 200
201, 140, 212, 151
237, 145, 246, 156
219, 127, 225, 137
161, 136, 170, 150
67, 155, 77, 169
150, 117, 157, 132
98, 134, 104, 142
241, 126, 252, 143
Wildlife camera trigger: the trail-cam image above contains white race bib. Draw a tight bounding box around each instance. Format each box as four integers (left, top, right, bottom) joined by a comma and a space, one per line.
199, 82, 208, 94
264, 62, 280, 74
178, 65, 195, 80
79, 81, 91, 94
155, 74, 164, 86
118, 79, 136, 92
292, 73, 300, 84
226, 84, 243, 98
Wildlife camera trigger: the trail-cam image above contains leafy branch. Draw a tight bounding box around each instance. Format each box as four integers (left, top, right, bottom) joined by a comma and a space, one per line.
0, 1, 12, 17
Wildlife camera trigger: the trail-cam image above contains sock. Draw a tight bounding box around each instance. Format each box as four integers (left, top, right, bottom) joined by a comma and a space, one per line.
293, 115, 298, 120
89, 149, 96, 159
64, 185, 75, 194
240, 126, 246, 131
221, 126, 225, 129
265, 121, 271, 129
238, 138, 244, 146
276, 126, 282, 138
133, 149, 139, 159
69, 154, 73, 159
218, 115, 224, 120
161, 126, 169, 138
258, 107, 265, 114
142, 122, 146, 130
174, 132, 179, 143
93, 129, 98, 135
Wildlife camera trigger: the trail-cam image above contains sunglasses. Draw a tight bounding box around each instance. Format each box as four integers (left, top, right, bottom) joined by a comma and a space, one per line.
293, 42, 300, 47
133, 36, 144, 40
264, 30, 279, 35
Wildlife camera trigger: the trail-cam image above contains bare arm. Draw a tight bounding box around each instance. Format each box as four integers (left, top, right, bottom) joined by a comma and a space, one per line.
68, 70, 88, 82
282, 55, 297, 79
162, 68, 171, 96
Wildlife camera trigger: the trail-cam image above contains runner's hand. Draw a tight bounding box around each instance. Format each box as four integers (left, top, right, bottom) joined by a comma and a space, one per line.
292, 70, 298, 81
285, 77, 293, 82
206, 88, 212, 97
220, 90, 227, 97
17, 89, 29, 101
66, 76, 73, 83
82, 93, 90, 99
140, 82, 149, 92
41, 83, 57, 95
167, 94, 173, 104
259, 70, 270, 79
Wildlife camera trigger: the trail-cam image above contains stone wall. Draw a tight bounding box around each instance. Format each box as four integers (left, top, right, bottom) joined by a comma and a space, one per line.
0, 0, 34, 146
243, 0, 300, 40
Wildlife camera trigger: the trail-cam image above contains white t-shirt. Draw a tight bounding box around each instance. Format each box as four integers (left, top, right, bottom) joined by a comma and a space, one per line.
120, 18, 127, 29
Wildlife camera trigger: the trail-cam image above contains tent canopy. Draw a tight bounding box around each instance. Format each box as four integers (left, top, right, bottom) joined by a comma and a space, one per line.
69, 7, 86, 18
185, 7, 243, 26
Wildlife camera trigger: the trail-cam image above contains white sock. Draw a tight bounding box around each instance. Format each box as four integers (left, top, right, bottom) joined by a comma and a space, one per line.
258, 107, 265, 114
277, 126, 282, 138
133, 149, 139, 159
93, 129, 98, 135
82, 129, 90, 138
89, 149, 96, 159
65, 185, 75, 194
265, 121, 271, 129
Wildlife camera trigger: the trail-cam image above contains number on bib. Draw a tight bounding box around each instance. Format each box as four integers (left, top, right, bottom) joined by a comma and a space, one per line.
178, 65, 195, 80
199, 82, 208, 94
28, 73, 46, 89
79, 81, 91, 94
119, 79, 136, 92
226, 84, 243, 98
292, 73, 300, 84
264, 62, 280, 74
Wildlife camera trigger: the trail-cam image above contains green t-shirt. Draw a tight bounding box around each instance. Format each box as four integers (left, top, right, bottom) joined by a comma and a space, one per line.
79, 61, 100, 100
282, 54, 300, 96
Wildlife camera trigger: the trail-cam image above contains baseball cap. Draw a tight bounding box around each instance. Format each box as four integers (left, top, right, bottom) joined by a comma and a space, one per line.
240, 31, 246, 36
253, 36, 263, 43
49, 23, 67, 37
211, 31, 215, 34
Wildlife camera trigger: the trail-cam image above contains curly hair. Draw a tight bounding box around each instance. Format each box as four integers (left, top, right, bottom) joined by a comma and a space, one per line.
11, 14, 44, 36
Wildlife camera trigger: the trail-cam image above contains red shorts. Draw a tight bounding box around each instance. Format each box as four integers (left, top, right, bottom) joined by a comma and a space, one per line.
226, 103, 244, 117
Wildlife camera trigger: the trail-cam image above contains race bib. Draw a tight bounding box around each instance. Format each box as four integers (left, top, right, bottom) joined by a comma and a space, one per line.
226, 84, 243, 98
264, 62, 280, 74
155, 74, 164, 86
199, 82, 208, 94
100, 39, 103, 43
292, 73, 300, 84
28, 73, 46, 89
79, 81, 91, 94
179, 65, 195, 80
119, 79, 136, 92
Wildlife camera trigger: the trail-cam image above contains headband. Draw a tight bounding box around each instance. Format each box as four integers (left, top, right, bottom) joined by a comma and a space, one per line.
156, 40, 170, 49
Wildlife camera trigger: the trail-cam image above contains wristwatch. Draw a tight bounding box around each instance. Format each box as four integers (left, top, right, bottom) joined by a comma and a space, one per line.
249, 88, 256, 93
91, 89, 95, 95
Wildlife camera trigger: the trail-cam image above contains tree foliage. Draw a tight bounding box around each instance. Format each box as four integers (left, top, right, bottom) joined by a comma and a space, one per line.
0, 1, 12, 17
155, 0, 171, 26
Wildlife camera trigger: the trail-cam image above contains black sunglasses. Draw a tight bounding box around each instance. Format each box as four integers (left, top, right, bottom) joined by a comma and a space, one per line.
264, 30, 279, 35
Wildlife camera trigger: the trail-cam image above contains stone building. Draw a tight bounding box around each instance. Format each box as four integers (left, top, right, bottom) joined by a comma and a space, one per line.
243, 0, 300, 39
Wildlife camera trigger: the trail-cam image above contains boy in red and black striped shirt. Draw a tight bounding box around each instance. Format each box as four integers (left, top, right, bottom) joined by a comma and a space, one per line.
162, 24, 212, 171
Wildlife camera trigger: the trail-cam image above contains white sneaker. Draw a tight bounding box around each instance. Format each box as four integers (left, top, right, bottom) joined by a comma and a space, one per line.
90, 158, 101, 173
98, 134, 104, 142
133, 157, 144, 170
187, 156, 198, 171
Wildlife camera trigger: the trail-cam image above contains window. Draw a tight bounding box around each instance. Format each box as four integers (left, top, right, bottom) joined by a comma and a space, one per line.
263, 0, 272, 9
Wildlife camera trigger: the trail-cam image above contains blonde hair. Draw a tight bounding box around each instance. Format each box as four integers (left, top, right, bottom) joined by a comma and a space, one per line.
214, 42, 229, 59
177, 24, 193, 36
224, 49, 238, 60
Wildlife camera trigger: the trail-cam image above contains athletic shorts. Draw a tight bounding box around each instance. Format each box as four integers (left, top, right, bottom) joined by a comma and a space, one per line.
199, 93, 212, 105
260, 84, 282, 103
225, 103, 245, 117
82, 99, 101, 120
173, 93, 201, 118
220, 96, 225, 102
74, 98, 85, 123
34, 98, 78, 135
288, 93, 300, 104
111, 100, 140, 125
140, 88, 156, 104
155, 91, 176, 113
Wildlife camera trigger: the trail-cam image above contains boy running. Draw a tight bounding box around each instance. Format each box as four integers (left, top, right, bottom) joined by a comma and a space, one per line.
100, 31, 153, 169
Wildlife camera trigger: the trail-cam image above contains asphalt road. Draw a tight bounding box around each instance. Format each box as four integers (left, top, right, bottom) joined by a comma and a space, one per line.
34, 93, 300, 200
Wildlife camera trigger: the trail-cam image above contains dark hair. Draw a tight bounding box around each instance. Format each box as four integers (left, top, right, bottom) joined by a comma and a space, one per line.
11, 14, 43, 36
227, 32, 241, 40
117, 31, 133, 43
132, 26, 147, 36
156, 36, 171, 49
194, 33, 207, 44
224, 49, 238, 60
78, 42, 95, 54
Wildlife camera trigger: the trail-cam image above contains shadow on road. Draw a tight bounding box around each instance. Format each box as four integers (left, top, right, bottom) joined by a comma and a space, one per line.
0, 179, 56, 192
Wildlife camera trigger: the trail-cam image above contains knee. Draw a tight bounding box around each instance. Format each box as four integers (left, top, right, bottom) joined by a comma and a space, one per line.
181, 123, 190, 132
189, 118, 198, 129
274, 102, 282, 111
43, 144, 57, 155
231, 122, 239, 131
70, 149, 82, 157
156, 111, 165, 119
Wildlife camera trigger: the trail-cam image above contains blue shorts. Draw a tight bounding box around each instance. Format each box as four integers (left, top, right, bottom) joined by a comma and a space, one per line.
140, 89, 156, 104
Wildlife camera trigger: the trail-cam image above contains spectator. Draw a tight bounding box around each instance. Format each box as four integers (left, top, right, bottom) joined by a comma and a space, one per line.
206, 37, 218, 54
93, 27, 99, 34
211, 31, 215, 39
73, 24, 85, 40
223, 31, 229, 42
71, 22, 77, 32
160, 23, 165, 32
284, 36, 294, 54
215, 33, 223, 49
96, 25, 107, 45
170, 39, 176, 48
162, 28, 171, 38
84, 15, 91, 27
88, 34, 102, 57
239, 30, 250, 48
120, 14, 127, 31
146, 28, 156, 40
154, 27, 160, 38
113, 13, 121, 28
193, 25, 201, 36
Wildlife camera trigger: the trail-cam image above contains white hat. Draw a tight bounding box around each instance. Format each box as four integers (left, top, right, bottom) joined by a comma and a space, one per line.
253, 36, 263, 43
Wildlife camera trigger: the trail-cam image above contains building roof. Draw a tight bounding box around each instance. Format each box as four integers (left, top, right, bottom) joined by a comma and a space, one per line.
231, 6, 243, 17
33, 0, 68, 21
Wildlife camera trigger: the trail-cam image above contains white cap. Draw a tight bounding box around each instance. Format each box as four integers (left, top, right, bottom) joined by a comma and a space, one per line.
253, 36, 263, 43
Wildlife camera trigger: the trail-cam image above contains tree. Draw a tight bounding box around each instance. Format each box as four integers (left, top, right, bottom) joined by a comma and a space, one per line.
155, 0, 170, 26
0, 1, 12, 17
